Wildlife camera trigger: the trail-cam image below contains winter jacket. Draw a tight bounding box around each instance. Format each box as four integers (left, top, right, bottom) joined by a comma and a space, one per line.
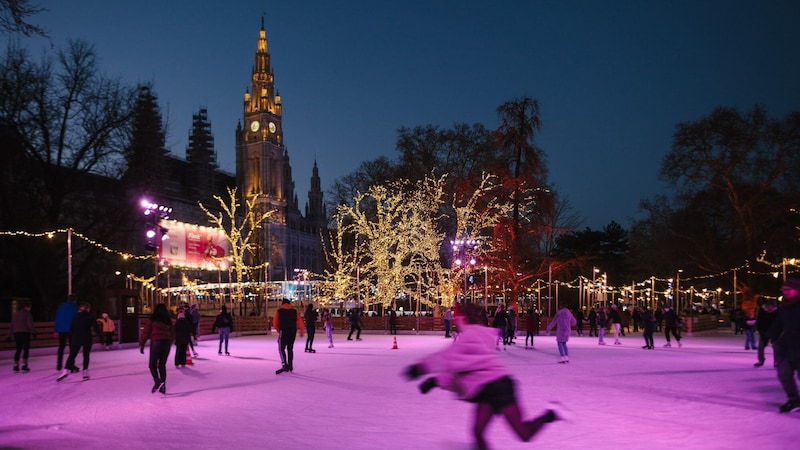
140, 319, 174, 346
54, 301, 79, 333
545, 307, 577, 342
70, 310, 101, 345
97, 316, 116, 333
174, 316, 194, 345
273, 303, 304, 334
608, 308, 622, 324
418, 323, 511, 400
663, 308, 680, 328
212, 311, 233, 332
769, 300, 800, 358
641, 310, 656, 333
596, 309, 607, 328
11, 309, 35, 334
755, 307, 778, 335
304, 308, 319, 329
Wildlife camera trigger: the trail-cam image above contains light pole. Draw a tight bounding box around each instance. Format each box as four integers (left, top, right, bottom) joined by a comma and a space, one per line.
141, 199, 172, 308
451, 238, 479, 303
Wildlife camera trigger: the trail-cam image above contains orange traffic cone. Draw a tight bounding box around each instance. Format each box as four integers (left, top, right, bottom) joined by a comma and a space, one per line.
185, 347, 194, 365
391, 337, 398, 350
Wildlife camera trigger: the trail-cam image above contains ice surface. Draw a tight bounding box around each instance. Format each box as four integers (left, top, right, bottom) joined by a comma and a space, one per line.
2, 330, 798, 449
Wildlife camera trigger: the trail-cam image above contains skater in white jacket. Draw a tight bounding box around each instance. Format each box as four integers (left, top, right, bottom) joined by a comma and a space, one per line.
404, 303, 568, 450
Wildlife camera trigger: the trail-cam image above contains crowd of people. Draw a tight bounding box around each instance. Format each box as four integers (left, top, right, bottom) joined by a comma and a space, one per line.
6, 277, 797, 418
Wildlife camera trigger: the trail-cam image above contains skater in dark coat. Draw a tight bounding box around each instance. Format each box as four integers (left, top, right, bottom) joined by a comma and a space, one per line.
174, 308, 194, 367
57, 302, 101, 381
640, 307, 656, 349
754, 300, 778, 367
304, 303, 318, 353
10, 301, 35, 373
770, 279, 800, 413
662, 305, 682, 348
140, 303, 174, 393
403, 302, 568, 450
211, 305, 233, 355
274, 299, 304, 373
587, 308, 597, 337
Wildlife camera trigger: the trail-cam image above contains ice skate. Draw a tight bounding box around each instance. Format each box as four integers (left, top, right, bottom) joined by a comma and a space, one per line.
276, 365, 288, 375
13, 365, 19, 373
151, 380, 161, 393
309, 349, 316, 353
663, 342, 672, 348
82, 370, 90, 380
56, 369, 69, 381
193, 352, 199, 357
158, 382, 166, 394
225, 352, 230, 356
544, 401, 574, 422
754, 361, 764, 367
779, 399, 800, 413
678, 341, 683, 348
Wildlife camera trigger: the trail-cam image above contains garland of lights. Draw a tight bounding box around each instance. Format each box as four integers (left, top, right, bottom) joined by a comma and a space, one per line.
3, 228, 798, 299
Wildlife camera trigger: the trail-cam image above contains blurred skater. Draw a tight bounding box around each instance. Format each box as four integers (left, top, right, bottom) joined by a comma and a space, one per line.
771, 279, 800, 413
754, 300, 778, 367
662, 305, 683, 348
53, 294, 78, 371
640, 306, 656, 349
404, 302, 568, 450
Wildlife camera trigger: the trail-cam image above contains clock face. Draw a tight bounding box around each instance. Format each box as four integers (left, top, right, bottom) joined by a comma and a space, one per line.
250, 121, 260, 132
268, 122, 277, 133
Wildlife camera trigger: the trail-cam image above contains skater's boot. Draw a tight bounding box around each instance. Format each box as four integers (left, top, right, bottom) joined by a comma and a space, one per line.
13, 364, 19, 373
663, 342, 672, 348
419, 377, 438, 394
56, 369, 69, 381
677, 341, 683, 348
21, 363, 30, 372
151, 379, 161, 393
159, 381, 166, 394
82, 369, 90, 380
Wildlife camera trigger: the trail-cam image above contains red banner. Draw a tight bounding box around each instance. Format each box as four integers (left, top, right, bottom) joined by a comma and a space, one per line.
159, 220, 230, 270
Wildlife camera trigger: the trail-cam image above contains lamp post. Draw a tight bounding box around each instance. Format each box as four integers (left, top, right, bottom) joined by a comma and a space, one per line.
451, 238, 479, 303
141, 199, 171, 308
676, 269, 683, 313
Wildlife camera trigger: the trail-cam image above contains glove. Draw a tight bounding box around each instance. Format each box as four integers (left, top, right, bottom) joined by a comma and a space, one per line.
404, 364, 424, 380
419, 377, 438, 394
140, 347, 144, 354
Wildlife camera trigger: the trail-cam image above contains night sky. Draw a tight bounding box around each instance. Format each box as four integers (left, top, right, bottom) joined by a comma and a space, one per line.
19, 0, 800, 229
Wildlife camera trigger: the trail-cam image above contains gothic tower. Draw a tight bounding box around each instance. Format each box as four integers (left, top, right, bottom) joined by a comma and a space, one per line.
235, 17, 325, 282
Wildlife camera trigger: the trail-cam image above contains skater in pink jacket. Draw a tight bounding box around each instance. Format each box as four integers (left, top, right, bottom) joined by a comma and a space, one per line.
404, 302, 568, 450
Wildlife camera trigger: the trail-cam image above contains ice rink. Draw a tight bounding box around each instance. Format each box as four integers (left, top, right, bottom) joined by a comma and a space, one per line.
1, 329, 797, 449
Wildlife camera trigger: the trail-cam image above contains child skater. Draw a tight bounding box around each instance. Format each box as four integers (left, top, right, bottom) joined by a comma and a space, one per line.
403, 302, 569, 450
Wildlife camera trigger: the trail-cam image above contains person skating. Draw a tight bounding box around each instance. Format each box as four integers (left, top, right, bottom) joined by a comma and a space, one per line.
546, 305, 577, 363
140, 303, 174, 394
770, 279, 800, 413
596, 306, 607, 345
640, 306, 656, 349
587, 307, 597, 337
211, 305, 233, 355
304, 303, 318, 353
53, 294, 78, 371
662, 305, 683, 348
97, 313, 116, 350
754, 300, 778, 367
190, 303, 201, 345
9, 301, 35, 373
57, 302, 101, 381
274, 299, 304, 374
174, 307, 193, 367
608, 304, 622, 345
525, 309, 536, 349
403, 302, 569, 450
346, 308, 362, 341
322, 308, 334, 348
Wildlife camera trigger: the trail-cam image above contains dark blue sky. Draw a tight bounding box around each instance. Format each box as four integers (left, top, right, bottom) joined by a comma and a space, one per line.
22, 0, 800, 229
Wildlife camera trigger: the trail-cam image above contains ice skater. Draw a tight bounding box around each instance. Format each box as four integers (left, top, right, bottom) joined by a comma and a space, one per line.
274, 299, 304, 374
640, 306, 656, 349
57, 302, 101, 381
403, 302, 568, 450
9, 301, 35, 373
322, 308, 334, 348
140, 303, 174, 394
596, 306, 607, 345
174, 307, 193, 367
524, 309, 536, 349
545, 304, 577, 363
608, 304, 622, 345
53, 294, 78, 371
97, 313, 115, 350
662, 305, 682, 348
212, 305, 232, 355
304, 303, 318, 353
771, 279, 800, 413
